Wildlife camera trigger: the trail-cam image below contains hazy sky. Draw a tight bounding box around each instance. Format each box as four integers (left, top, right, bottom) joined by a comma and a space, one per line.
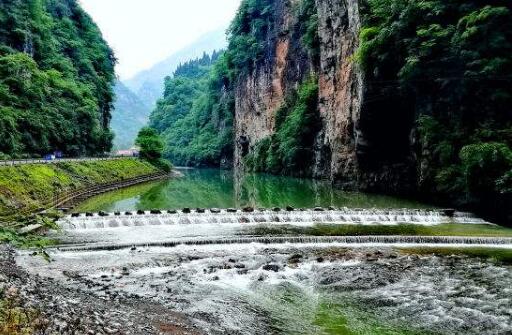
79, 0, 241, 80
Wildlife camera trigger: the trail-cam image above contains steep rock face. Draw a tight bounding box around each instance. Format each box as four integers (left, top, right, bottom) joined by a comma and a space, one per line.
234, 0, 416, 192
234, 0, 312, 169
314, 0, 363, 187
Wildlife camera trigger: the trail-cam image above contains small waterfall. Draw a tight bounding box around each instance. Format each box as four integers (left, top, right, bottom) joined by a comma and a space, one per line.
56, 235, 512, 252
60, 208, 490, 230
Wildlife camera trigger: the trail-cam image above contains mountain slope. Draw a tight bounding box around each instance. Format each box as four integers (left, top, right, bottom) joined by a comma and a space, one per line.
111, 81, 151, 149
0, 0, 115, 158
125, 27, 228, 108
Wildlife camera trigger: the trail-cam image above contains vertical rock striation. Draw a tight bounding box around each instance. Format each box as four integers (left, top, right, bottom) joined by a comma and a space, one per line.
233, 0, 416, 192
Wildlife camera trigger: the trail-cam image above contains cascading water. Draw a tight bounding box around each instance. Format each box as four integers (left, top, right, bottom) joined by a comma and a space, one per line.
60, 208, 489, 230
16, 183, 512, 335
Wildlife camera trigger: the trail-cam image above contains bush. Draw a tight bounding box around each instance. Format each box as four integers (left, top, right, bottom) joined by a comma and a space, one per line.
243, 76, 320, 176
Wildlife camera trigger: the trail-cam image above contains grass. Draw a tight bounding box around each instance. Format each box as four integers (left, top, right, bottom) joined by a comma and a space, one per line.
398, 247, 512, 265
249, 223, 512, 238
0, 159, 158, 218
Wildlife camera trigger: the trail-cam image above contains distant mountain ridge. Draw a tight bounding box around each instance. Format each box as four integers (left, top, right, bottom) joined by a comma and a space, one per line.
124, 27, 228, 108
111, 27, 229, 149
111, 81, 150, 149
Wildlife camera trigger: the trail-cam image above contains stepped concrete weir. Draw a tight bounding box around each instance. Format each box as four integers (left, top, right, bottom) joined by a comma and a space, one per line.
16, 205, 512, 334
62, 208, 490, 230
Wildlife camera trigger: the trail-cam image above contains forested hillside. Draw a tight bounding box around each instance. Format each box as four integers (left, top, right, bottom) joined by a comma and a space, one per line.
125, 28, 228, 108
149, 0, 511, 222
111, 81, 151, 149
149, 52, 234, 167
0, 0, 116, 158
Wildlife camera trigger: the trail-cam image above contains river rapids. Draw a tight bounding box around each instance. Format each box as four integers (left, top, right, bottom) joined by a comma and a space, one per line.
15, 208, 512, 334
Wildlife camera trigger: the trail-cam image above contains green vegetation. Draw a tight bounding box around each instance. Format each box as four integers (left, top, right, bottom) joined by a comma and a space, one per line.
244, 76, 320, 176
225, 0, 274, 78
249, 223, 512, 238
0, 0, 116, 158
135, 127, 171, 172
149, 52, 234, 167
0, 159, 157, 218
399, 247, 512, 265
356, 0, 512, 221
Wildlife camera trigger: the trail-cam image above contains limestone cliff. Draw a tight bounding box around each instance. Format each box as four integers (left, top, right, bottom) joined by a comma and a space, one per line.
234, 0, 414, 192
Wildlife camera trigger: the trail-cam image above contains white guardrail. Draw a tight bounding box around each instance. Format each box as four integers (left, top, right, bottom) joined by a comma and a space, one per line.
0, 156, 135, 166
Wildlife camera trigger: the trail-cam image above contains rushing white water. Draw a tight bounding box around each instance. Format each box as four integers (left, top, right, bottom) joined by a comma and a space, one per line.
16, 243, 512, 335
60, 208, 490, 230
16, 205, 512, 334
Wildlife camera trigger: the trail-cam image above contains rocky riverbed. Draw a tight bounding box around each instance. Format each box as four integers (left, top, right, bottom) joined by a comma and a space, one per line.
10, 243, 512, 335
0, 246, 200, 335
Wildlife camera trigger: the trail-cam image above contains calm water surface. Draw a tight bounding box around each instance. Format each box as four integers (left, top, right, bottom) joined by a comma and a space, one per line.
76, 169, 430, 212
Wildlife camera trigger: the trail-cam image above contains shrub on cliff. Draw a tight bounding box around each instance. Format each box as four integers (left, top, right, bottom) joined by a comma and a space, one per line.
244, 76, 320, 176
358, 0, 512, 222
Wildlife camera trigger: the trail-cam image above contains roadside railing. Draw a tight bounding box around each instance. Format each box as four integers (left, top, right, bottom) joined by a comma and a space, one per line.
0, 156, 136, 166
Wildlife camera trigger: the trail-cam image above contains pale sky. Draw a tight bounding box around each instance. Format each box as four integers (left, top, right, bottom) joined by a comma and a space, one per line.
79, 0, 241, 80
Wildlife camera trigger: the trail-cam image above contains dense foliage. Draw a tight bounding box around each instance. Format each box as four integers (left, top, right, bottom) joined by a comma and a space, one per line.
225, 0, 274, 78
135, 127, 171, 172
244, 76, 320, 176
149, 52, 234, 167
0, 0, 116, 158
357, 0, 512, 219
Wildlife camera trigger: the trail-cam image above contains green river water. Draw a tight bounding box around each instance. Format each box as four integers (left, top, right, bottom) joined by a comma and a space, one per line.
76, 168, 430, 212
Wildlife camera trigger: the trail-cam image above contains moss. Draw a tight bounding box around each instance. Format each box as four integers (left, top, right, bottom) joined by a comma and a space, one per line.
248, 223, 512, 238
0, 159, 158, 218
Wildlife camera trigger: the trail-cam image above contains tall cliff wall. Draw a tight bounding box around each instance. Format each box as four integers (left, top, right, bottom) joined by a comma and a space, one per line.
234, 0, 415, 192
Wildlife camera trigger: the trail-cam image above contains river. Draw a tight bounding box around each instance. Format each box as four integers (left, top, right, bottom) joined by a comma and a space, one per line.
15, 169, 512, 334
75, 168, 430, 213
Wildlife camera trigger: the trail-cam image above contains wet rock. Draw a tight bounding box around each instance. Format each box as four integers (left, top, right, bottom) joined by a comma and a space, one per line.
150, 210, 162, 214
210, 208, 221, 214
286, 206, 295, 211
288, 254, 303, 264
234, 264, 246, 269
263, 264, 280, 272
443, 209, 456, 217
137, 210, 146, 215
196, 208, 205, 213
272, 207, 281, 212
114, 212, 121, 216
182, 208, 191, 214
71, 213, 80, 218
227, 208, 238, 213
130, 247, 137, 251
314, 207, 325, 212
167, 209, 177, 214
242, 207, 254, 213
99, 211, 109, 217
86, 212, 94, 217
125, 211, 132, 216
328, 206, 337, 211
317, 257, 325, 263
63, 271, 81, 279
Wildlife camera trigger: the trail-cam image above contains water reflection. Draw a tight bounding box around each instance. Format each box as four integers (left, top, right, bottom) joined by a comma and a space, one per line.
75, 169, 430, 213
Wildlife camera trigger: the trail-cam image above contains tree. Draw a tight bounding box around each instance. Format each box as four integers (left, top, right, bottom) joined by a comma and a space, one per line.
135, 127, 171, 172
